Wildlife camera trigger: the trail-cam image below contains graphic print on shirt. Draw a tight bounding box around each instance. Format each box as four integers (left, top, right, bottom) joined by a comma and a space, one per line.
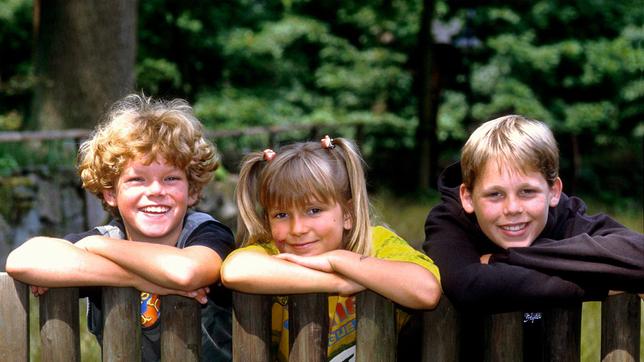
141, 292, 161, 328
328, 296, 357, 362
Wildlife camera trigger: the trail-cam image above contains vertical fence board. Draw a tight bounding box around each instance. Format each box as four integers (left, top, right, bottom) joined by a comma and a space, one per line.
543, 303, 582, 362
232, 292, 272, 362
39, 287, 80, 362
161, 295, 201, 361
601, 293, 641, 362
356, 290, 396, 362
103, 287, 140, 362
484, 311, 523, 361
422, 297, 461, 361
0, 273, 29, 361
288, 293, 328, 362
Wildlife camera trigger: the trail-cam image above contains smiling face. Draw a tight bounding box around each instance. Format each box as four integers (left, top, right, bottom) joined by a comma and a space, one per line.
103, 156, 197, 245
268, 201, 351, 256
460, 160, 562, 249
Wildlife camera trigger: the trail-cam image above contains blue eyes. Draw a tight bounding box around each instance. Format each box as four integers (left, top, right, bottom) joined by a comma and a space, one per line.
272, 207, 323, 219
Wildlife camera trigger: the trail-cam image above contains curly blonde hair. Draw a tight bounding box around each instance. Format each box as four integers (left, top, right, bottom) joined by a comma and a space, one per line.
77, 93, 219, 216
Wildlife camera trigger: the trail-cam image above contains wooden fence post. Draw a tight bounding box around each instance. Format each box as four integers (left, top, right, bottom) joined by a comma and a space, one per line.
0, 273, 29, 361
232, 292, 272, 362
288, 293, 328, 362
422, 297, 461, 361
39, 287, 80, 362
161, 295, 201, 361
103, 287, 140, 361
484, 311, 523, 361
601, 293, 641, 362
356, 291, 395, 362
543, 303, 582, 362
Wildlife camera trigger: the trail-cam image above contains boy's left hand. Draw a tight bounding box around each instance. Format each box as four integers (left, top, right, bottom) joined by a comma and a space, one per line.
30, 285, 49, 297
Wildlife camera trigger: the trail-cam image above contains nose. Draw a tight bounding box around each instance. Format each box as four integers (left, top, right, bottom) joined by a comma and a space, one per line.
503, 195, 523, 215
147, 179, 166, 196
289, 214, 308, 235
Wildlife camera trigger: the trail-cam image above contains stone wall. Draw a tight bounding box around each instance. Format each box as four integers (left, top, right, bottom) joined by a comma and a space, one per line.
0, 169, 238, 271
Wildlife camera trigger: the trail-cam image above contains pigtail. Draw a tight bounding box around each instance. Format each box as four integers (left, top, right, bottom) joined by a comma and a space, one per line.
235, 152, 271, 247
330, 138, 372, 256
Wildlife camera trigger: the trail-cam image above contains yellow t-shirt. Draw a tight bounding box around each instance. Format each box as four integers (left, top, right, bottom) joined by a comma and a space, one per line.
231, 226, 441, 362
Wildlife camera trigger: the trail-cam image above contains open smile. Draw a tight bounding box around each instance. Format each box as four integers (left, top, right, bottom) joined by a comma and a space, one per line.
140, 205, 171, 214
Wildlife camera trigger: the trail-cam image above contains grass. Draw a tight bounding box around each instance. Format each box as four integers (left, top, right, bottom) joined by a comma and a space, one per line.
372, 190, 643, 362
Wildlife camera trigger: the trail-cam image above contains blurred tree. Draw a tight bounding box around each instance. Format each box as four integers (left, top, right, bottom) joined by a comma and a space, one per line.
31, 0, 137, 129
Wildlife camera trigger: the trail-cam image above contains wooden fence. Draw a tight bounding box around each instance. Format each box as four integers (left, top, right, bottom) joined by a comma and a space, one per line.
1, 272, 640, 361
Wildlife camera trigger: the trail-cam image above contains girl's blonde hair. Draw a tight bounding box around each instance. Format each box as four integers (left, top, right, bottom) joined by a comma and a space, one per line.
78, 93, 219, 216
461, 114, 559, 190
236, 137, 372, 256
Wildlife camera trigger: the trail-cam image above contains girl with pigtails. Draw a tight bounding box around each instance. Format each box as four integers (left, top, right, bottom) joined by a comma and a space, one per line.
221, 136, 441, 362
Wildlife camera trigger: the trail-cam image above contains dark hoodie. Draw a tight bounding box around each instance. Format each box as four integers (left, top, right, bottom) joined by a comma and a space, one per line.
423, 162, 643, 313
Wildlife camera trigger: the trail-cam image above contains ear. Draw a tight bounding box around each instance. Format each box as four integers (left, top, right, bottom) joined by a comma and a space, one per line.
102, 188, 118, 207
548, 177, 563, 208
343, 199, 353, 230
188, 192, 199, 207
459, 184, 475, 214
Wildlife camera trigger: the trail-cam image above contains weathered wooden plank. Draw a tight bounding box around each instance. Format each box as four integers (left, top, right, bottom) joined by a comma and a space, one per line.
422, 297, 461, 361
601, 293, 641, 362
232, 292, 272, 362
288, 293, 328, 362
0, 273, 29, 361
484, 311, 523, 361
356, 290, 395, 362
39, 287, 80, 362
102, 287, 140, 362
160, 295, 201, 361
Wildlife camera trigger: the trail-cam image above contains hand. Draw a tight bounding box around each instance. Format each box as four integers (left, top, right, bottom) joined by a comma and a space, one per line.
608, 290, 624, 296
30, 285, 49, 297
187, 287, 210, 304
336, 276, 366, 296
480, 254, 491, 264
275, 252, 335, 273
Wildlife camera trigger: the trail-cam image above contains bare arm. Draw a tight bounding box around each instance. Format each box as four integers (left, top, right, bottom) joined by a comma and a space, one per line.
6, 236, 211, 302
6, 236, 139, 287
76, 235, 222, 291
277, 250, 441, 309
220, 249, 365, 295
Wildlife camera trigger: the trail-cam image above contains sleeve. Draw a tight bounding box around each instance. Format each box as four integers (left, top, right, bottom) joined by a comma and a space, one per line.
371, 226, 440, 282
184, 221, 235, 261
422, 200, 601, 313
490, 211, 644, 293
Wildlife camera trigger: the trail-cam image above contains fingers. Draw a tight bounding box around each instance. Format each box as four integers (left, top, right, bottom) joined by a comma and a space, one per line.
30, 286, 49, 297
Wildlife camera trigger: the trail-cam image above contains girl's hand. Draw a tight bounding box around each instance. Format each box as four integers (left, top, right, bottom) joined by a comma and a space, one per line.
274, 252, 334, 272
30, 285, 49, 297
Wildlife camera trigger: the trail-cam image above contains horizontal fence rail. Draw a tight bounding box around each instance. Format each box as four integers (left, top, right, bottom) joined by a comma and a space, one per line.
1, 272, 641, 361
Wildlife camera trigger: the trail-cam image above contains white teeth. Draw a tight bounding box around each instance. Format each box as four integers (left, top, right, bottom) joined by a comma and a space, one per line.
502, 223, 526, 231
141, 206, 169, 213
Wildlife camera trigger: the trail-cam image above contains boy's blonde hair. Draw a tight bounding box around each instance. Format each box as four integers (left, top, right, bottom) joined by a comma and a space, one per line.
236, 137, 372, 256
78, 93, 219, 216
461, 114, 559, 189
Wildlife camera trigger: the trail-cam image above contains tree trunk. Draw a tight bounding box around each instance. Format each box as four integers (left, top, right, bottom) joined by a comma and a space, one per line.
415, 0, 440, 190
32, 0, 137, 130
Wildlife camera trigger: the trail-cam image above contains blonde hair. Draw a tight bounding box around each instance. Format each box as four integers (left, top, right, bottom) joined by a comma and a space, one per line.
236, 137, 372, 256
78, 93, 219, 216
461, 114, 559, 189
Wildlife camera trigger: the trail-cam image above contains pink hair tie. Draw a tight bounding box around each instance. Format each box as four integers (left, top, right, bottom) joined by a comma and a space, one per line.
321, 135, 335, 149
262, 149, 276, 161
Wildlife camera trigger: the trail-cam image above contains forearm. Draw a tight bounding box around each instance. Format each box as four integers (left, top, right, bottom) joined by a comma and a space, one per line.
79, 236, 220, 290
329, 250, 440, 309
6, 236, 138, 287
221, 251, 359, 295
